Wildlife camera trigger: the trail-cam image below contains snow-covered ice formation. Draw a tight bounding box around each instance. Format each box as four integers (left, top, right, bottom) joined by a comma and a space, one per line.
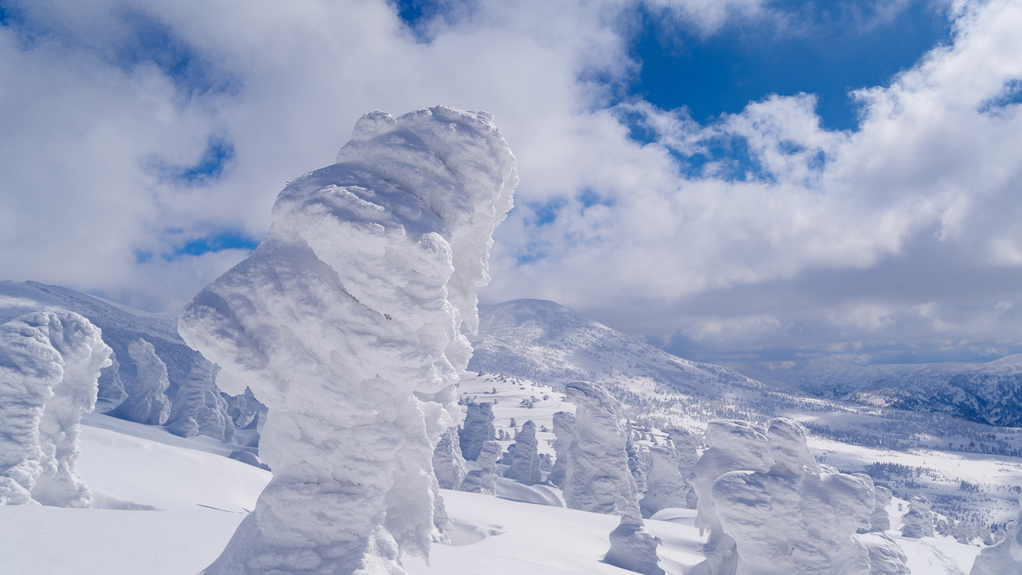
900, 495, 935, 538
604, 496, 667, 575
108, 338, 171, 426
433, 427, 467, 490
178, 106, 517, 574
549, 411, 575, 488
504, 420, 541, 482
970, 502, 1022, 575
0, 311, 111, 507
459, 401, 495, 461
166, 354, 235, 441
563, 381, 638, 514
460, 440, 501, 495
711, 418, 876, 575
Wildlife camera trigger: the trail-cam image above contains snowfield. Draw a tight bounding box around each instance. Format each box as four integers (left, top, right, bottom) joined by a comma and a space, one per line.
0, 384, 993, 575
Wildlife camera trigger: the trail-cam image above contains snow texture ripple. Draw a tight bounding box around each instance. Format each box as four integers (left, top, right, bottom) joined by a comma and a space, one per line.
178, 106, 517, 574
0, 311, 111, 507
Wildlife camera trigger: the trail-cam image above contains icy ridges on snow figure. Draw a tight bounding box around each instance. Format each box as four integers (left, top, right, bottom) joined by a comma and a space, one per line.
900, 495, 935, 538
108, 337, 172, 426
166, 354, 236, 442
178, 106, 517, 575
432, 426, 467, 490
689, 419, 772, 575
548, 411, 575, 488
562, 381, 638, 514
0, 311, 111, 507
711, 418, 875, 575
504, 420, 541, 482
970, 500, 1022, 575
459, 401, 496, 460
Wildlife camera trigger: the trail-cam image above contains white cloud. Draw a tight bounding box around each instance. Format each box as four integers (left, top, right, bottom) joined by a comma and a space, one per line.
1, 0, 1022, 369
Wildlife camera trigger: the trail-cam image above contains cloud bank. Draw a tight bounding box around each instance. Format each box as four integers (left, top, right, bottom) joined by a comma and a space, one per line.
1, 0, 1020, 371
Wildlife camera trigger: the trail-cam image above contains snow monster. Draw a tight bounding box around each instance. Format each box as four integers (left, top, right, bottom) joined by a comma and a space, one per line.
179, 107, 517, 574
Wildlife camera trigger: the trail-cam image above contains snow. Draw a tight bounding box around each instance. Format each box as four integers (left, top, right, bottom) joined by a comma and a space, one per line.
178, 106, 517, 573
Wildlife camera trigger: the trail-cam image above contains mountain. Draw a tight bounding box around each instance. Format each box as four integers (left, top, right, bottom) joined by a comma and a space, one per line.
775, 356, 1022, 427
0, 281, 194, 395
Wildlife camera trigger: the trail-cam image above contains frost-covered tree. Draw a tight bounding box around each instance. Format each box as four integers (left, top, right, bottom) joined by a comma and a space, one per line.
459, 402, 496, 461
690, 420, 772, 575
970, 503, 1022, 575
108, 337, 171, 426
460, 440, 502, 495
0, 311, 111, 507
179, 107, 516, 574
432, 427, 467, 490
605, 496, 667, 575
641, 445, 689, 516
504, 420, 541, 482
563, 381, 637, 514
166, 354, 234, 441
549, 411, 575, 488
711, 418, 876, 575
900, 495, 935, 538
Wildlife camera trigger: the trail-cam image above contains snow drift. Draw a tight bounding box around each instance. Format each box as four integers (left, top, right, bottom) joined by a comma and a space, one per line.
0, 311, 111, 507
178, 107, 517, 574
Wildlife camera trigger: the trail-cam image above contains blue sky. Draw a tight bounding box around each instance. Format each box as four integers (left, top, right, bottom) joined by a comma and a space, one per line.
1, 0, 1021, 376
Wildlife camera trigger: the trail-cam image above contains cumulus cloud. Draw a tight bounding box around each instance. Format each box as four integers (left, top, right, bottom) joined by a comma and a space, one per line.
1, 0, 1021, 368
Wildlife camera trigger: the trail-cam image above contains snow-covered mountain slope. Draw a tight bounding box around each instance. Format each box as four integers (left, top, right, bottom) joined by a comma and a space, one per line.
469, 299, 776, 400
776, 356, 1022, 427
0, 281, 195, 399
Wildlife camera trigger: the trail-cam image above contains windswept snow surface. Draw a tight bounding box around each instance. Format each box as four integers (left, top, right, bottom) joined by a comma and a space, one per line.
178, 107, 517, 574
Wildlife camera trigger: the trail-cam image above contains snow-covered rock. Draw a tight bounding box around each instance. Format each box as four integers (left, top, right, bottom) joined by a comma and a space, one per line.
504, 420, 541, 483
901, 495, 935, 539
604, 497, 667, 575
641, 444, 689, 517
433, 427, 467, 490
711, 418, 874, 575
459, 401, 496, 461
563, 381, 638, 515
108, 338, 171, 426
460, 440, 502, 495
0, 311, 111, 507
178, 107, 516, 574
970, 503, 1022, 575
166, 354, 234, 442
